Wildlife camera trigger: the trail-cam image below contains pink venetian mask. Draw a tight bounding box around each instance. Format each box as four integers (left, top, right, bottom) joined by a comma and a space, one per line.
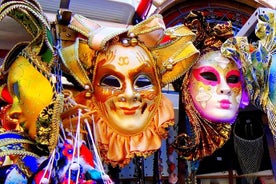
188, 50, 242, 123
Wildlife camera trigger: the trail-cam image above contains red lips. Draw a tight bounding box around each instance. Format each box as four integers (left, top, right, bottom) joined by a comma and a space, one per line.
220, 99, 231, 109
120, 106, 139, 115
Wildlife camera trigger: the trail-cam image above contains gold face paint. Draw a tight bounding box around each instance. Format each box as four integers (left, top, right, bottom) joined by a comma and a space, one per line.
188, 51, 242, 122
93, 43, 161, 135
7, 56, 53, 139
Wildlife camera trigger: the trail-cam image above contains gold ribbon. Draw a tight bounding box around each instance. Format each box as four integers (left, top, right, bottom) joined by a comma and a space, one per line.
152, 25, 199, 84
0, 0, 50, 38
59, 38, 93, 88
69, 14, 128, 51
0, 0, 54, 64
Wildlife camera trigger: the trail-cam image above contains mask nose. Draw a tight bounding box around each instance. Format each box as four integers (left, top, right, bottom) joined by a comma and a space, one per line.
8, 98, 22, 121
118, 81, 141, 103
0, 103, 22, 130
217, 77, 231, 95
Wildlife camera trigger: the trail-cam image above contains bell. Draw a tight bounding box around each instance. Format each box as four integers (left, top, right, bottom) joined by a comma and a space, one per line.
130, 38, 138, 46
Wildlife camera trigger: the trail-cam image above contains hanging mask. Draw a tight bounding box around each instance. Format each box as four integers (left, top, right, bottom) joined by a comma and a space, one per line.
6, 53, 55, 139
173, 11, 247, 161
59, 13, 199, 167
87, 39, 175, 167
0, 0, 63, 153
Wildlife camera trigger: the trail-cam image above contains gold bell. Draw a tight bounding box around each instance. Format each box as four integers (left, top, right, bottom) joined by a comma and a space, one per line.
130, 38, 138, 46
166, 58, 174, 70
84, 84, 92, 98
166, 64, 173, 70
85, 91, 92, 98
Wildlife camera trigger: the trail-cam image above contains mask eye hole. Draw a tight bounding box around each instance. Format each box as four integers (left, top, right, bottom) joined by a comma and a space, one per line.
100, 75, 121, 88
134, 75, 152, 89
13, 82, 20, 98
227, 75, 240, 84
200, 72, 218, 81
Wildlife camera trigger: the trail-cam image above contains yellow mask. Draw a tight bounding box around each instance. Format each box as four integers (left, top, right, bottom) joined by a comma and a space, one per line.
7, 56, 54, 139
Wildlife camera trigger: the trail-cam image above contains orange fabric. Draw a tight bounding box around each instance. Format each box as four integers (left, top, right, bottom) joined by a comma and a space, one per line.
75, 93, 174, 167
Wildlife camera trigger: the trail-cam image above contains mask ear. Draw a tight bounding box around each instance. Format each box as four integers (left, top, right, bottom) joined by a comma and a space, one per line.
0, 85, 12, 104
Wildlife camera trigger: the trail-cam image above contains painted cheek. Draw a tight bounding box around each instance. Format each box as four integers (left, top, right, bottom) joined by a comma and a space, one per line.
141, 91, 157, 112
192, 68, 220, 86
232, 88, 241, 96
140, 89, 157, 100
95, 87, 118, 103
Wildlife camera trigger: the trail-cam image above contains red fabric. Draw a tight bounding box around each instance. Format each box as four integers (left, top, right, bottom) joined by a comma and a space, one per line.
1, 85, 12, 104
80, 144, 94, 167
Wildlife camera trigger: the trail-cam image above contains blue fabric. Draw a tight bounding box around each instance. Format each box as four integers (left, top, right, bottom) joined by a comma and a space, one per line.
4, 165, 27, 184
22, 156, 38, 173
0, 132, 26, 140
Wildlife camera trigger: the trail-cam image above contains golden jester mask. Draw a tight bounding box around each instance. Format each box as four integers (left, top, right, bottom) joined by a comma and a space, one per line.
0, 0, 64, 182
59, 13, 199, 167
6, 53, 54, 139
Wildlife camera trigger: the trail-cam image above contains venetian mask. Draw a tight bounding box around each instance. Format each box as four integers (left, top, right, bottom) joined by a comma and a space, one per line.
59, 13, 199, 167
188, 50, 242, 123
6, 55, 54, 139
92, 42, 161, 135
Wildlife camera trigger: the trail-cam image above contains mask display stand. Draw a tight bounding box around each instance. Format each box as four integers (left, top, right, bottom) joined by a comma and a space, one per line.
153, 150, 162, 184
134, 156, 145, 184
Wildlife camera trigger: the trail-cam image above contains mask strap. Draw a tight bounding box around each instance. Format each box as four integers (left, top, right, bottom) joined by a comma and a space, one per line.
39, 149, 56, 184
67, 109, 82, 184
85, 117, 113, 183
